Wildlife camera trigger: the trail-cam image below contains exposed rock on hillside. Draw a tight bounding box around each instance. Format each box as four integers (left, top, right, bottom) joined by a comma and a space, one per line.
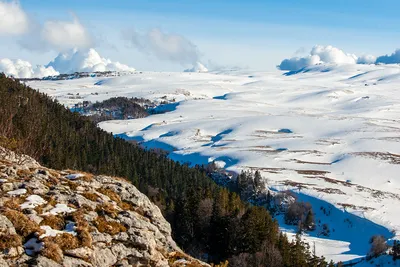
0, 147, 209, 267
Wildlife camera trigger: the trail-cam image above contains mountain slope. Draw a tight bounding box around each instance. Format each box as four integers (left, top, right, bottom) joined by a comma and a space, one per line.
0, 147, 209, 267
0, 74, 325, 265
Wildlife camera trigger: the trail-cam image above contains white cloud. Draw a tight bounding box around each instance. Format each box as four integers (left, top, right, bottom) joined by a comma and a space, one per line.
0, 1, 29, 35
278, 45, 360, 71
41, 15, 93, 52
357, 54, 377, 64
46, 48, 135, 74
0, 48, 135, 78
0, 58, 59, 78
376, 49, 400, 64
123, 28, 200, 65
184, 62, 208, 73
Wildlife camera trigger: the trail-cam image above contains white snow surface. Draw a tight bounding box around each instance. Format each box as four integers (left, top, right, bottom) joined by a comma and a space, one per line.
27, 64, 400, 264
20, 195, 47, 209
66, 173, 85, 180
7, 188, 27, 196
39, 223, 77, 239
43, 204, 76, 215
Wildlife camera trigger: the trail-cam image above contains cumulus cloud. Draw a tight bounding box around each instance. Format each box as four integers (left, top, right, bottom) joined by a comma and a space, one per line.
0, 58, 59, 78
278, 45, 359, 71
357, 54, 377, 64
46, 48, 135, 74
0, 48, 135, 78
41, 15, 93, 52
184, 62, 208, 73
123, 28, 200, 65
0, 1, 29, 35
376, 49, 400, 64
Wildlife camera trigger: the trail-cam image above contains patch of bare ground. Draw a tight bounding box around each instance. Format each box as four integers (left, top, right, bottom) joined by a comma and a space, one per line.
315, 139, 341, 145
351, 152, 400, 164
282, 180, 316, 188
294, 159, 331, 165
313, 187, 345, 195
296, 170, 330, 175
337, 203, 374, 211
245, 166, 285, 174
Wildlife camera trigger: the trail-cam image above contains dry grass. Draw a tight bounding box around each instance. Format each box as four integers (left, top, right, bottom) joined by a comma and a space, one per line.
96, 203, 118, 218
16, 169, 32, 177
3, 209, 40, 238
44, 196, 58, 207
67, 180, 79, 191
94, 216, 126, 235
43, 233, 79, 251
4, 197, 24, 210
97, 187, 121, 203
168, 251, 210, 267
118, 201, 134, 211
71, 211, 89, 229
41, 241, 63, 263
0, 234, 22, 250
70, 211, 92, 248
46, 169, 61, 179
82, 192, 99, 202
77, 227, 92, 248
40, 215, 65, 230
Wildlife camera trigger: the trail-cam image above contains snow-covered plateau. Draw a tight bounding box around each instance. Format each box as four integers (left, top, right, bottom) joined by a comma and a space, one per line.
27, 64, 400, 264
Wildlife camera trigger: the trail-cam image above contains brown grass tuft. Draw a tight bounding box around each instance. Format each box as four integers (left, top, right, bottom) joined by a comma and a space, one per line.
3, 209, 40, 238
40, 215, 65, 230
16, 169, 32, 177
45, 196, 58, 207
41, 241, 63, 263
118, 201, 134, 211
4, 197, 24, 210
43, 233, 79, 251
97, 187, 121, 203
0, 234, 22, 250
67, 180, 79, 191
77, 227, 92, 248
82, 192, 99, 202
96, 203, 118, 218
72, 211, 89, 229
94, 216, 126, 235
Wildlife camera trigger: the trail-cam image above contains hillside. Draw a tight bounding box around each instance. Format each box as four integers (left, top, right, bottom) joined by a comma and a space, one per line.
26, 65, 400, 263
0, 147, 209, 266
0, 74, 327, 266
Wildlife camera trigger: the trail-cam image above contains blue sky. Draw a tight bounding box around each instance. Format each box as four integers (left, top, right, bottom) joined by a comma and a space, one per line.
1, 0, 400, 71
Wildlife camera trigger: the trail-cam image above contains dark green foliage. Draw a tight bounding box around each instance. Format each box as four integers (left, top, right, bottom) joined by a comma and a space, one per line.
393, 240, 400, 260
0, 74, 326, 266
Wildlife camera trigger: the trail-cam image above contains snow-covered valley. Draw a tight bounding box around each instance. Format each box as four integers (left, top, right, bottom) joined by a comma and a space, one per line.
27, 64, 400, 264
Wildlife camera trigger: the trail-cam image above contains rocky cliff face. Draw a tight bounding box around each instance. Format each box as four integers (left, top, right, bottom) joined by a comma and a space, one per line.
0, 147, 209, 267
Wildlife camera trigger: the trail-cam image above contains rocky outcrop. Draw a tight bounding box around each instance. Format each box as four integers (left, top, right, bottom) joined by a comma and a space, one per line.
0, 148, 209, 267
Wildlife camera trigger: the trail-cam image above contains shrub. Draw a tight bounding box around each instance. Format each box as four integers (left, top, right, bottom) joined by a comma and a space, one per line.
369, 235, 387, 258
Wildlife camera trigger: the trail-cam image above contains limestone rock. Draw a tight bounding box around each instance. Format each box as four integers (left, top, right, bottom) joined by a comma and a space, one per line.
0, 147, 210, 267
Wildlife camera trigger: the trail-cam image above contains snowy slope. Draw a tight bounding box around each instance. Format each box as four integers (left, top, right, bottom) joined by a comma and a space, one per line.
27, 64, 400, 264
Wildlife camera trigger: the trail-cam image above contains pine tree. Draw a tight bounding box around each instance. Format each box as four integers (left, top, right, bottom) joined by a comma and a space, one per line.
305, 210, 316, 231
